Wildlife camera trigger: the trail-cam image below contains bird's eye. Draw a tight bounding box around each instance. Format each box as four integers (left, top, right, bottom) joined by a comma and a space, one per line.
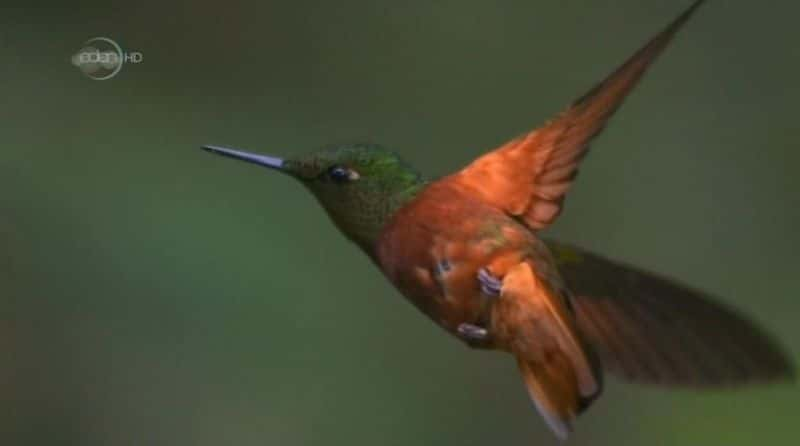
327, 165, 359, 183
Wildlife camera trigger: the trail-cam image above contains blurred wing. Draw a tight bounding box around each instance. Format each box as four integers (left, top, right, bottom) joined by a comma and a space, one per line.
451, 0, 705, 230
546, 239, 796, 387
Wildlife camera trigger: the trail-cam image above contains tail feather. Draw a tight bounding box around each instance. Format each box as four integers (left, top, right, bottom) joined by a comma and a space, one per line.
497, 262, 602, 440
517, 354, 579, 441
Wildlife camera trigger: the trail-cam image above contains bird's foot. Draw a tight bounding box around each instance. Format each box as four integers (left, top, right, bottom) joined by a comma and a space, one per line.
478, 268, 502, 297
457, 323, 489, 342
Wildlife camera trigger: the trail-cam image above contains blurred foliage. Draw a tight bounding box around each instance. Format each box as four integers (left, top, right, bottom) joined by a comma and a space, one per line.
1, 1, 798, 445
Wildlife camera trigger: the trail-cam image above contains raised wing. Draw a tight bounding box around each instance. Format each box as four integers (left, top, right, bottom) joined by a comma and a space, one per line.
546, 239, 796, 387
451, 0, 705, 230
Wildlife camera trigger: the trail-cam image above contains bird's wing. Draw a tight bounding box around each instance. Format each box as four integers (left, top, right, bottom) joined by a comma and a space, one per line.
546, 239, 796, 387
449, 0, 705, 230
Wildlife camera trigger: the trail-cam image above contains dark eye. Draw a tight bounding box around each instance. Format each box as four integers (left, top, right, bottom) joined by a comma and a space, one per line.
327, 165, 359, 183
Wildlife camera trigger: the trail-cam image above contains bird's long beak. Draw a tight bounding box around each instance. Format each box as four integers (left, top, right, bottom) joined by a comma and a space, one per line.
201, 145, 284, 170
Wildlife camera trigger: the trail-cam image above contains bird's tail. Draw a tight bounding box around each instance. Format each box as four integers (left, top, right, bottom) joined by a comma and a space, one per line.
516, 350, 600, 441
498, 262, 602, 441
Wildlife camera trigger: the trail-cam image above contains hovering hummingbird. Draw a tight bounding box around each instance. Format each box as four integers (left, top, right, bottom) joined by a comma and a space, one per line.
202, 0, 793, 439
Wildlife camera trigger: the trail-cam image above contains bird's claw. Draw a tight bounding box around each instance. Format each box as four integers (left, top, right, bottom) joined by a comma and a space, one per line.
457, 323, 489, 341
478, 268, 502, 297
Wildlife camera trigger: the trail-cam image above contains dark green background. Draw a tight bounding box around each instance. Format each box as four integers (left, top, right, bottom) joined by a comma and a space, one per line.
1, 1, 798, 444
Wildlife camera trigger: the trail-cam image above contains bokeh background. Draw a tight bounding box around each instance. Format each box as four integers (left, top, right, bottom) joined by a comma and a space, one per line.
1, 1, 798, 444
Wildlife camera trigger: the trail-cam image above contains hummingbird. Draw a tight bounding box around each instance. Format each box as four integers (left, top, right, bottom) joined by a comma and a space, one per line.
202, 0, 794, 440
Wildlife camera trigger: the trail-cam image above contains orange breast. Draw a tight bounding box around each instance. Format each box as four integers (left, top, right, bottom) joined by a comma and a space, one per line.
375, 181, 548, 339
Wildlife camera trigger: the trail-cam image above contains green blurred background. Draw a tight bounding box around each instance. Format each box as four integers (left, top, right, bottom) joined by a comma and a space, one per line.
1, 1, 798, 444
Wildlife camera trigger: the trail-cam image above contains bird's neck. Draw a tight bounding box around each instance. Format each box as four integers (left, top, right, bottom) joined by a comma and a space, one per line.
324, 180, 429, 255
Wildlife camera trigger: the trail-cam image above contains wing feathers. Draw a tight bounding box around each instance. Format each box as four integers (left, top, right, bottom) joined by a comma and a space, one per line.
547, 239, 796, 387
452, 0, 706, 231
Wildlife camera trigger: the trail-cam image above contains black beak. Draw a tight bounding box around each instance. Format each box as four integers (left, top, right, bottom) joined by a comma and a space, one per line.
201, 145, 284, 170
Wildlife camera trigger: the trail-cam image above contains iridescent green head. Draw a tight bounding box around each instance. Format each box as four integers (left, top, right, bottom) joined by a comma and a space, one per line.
202, 143, 425, 251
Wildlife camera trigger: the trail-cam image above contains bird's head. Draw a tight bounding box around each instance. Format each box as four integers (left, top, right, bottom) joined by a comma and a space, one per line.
202, 143, 425, 251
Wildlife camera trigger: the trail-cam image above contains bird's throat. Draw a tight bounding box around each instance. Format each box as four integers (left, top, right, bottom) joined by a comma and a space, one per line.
321, 180, 428, 255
